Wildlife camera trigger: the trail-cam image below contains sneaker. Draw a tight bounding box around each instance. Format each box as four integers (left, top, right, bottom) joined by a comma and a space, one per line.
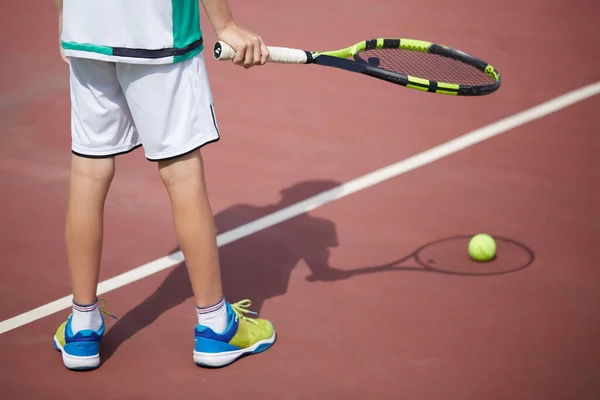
53, 298, 117, 371
193, 299, 276, 367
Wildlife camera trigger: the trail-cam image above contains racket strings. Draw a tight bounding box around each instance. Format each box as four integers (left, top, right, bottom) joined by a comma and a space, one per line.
361, 48, 495, 86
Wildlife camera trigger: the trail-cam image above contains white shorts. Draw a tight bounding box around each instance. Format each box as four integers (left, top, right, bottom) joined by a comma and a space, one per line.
68, 52, 220, 161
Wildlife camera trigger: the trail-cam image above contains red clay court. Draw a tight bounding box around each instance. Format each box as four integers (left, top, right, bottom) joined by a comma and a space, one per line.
1, 1, 599, 399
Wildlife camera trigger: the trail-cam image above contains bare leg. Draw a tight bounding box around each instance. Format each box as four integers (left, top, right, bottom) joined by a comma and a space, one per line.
158, 149, 223, 308
66, 154, 115, 305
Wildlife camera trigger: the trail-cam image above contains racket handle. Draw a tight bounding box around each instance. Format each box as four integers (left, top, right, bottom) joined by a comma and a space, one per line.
213, 41, 309, 64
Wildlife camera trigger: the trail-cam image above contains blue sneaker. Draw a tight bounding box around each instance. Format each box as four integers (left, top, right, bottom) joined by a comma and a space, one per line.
53, 298, 116, 371
193, 300, 276, 368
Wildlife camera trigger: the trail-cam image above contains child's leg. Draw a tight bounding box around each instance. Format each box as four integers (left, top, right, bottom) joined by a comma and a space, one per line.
118, 51, 276, 367
66, 155, 115, 306
157, 150, 223, 309
53, 57, 139, 371
65, 57, 139, 308
117, 52, 226, 329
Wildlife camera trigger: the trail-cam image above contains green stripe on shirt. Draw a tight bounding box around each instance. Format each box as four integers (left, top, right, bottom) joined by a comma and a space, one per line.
61, 41, 113, 55
172, 0, 201, 49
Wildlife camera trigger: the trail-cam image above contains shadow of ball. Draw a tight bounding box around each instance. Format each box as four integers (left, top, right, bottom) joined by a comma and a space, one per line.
414, 235, 534, 276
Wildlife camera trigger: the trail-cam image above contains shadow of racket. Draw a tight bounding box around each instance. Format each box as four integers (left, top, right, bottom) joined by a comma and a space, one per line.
307, 235, 534, 282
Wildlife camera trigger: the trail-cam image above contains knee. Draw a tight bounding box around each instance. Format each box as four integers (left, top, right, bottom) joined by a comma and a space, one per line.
71, 155, 115, 184
158, 150, 203, 188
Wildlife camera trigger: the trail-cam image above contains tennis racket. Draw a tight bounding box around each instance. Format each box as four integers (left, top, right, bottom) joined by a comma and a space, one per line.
213, 38, 501, 96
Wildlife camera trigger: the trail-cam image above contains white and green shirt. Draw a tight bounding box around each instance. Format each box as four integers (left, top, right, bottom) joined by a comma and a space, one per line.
61, 0, 203, 64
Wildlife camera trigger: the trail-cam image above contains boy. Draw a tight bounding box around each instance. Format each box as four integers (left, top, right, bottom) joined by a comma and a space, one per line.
51, 0, 276, 370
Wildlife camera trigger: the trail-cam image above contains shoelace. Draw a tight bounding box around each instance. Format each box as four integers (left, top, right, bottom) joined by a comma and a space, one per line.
97, 297, 119, 320
96, 298, 259, 325
230, 299, 260, 326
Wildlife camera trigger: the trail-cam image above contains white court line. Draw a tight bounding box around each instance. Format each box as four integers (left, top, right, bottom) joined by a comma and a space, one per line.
1, 81, 599, 336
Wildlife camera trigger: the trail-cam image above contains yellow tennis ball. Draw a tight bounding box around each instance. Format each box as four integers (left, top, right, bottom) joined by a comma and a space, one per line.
468, 233, 496, 261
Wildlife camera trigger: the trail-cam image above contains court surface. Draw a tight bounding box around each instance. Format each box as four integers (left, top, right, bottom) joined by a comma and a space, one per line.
1, 1, 599, 399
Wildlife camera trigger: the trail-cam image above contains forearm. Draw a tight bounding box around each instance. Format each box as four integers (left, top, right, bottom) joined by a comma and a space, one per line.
199, 0, 236, 34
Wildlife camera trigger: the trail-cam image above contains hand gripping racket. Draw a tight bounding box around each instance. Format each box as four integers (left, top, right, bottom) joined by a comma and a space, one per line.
213, 38, 502, 96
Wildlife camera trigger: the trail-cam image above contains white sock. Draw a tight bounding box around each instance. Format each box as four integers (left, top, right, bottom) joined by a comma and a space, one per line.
71, 299, 103, 334
196, 297, 228, 334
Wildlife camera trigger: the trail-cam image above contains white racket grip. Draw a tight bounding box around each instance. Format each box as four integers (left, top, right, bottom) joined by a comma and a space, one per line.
213, 41, 308, 64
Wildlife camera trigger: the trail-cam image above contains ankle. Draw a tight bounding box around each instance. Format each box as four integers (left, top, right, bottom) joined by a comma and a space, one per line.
196, 297, 228, 334
71, 298, 103, 333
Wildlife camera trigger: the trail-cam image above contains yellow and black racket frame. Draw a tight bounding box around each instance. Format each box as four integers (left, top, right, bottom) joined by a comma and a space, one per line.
304, 38, 502, 96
